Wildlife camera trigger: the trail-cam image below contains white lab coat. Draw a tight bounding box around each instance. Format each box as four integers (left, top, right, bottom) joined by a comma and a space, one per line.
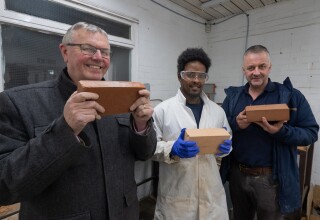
152, 89, 231, 220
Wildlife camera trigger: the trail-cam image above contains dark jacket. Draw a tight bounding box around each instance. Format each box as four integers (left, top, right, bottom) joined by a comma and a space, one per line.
220, 77, 319, 214
0, 68, 157, 220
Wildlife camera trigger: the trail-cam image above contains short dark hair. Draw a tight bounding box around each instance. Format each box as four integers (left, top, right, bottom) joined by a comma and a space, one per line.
244, 45, 269, 56
177, 48, 211, 73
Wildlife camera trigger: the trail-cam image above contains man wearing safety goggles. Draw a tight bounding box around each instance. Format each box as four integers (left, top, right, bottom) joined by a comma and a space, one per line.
152, 48, 231, 219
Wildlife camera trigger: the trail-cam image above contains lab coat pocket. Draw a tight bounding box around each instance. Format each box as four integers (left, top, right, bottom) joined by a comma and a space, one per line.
156, 195, 197, 219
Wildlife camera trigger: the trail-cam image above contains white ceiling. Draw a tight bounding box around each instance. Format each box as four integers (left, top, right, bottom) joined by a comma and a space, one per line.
167, 0, 290, 21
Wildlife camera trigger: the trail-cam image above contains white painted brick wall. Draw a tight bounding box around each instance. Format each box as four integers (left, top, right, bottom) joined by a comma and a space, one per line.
89, 0, 208, 199
208, 0, 320, 184
91, 0, 207, 100
89, 0, 320, 184
2, 0, 318, 212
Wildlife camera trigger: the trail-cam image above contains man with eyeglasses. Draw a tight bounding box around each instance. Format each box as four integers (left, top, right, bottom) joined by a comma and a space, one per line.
220, 45, 319, 220
66, 43, 111, 59
0, 22, 157, 220
152, 48, 232, 219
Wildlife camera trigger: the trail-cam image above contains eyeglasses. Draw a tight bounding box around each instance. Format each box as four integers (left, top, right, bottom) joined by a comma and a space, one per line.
180, 71, 209, 82
66, 43, 111, 59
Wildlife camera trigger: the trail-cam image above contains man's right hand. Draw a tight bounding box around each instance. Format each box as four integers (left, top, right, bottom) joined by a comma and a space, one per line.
236, 109, 251, 129
171, 128, 199, 158
64, 91, 105, 135
254, 117, 285, 134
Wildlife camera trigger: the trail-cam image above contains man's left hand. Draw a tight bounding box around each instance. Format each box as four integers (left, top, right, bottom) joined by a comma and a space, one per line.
216, 139, 232, 156
130, 89, 153, 132
254, 117, 286, 134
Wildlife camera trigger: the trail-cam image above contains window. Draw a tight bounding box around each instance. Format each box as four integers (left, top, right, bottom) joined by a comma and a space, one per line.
2, 25, 63, 89
1, 25, 131, 89
5, 0, 130, 39
0, 0, 137, 90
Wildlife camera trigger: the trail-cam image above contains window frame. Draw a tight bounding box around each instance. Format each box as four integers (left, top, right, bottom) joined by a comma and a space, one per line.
0, 0, 139, 91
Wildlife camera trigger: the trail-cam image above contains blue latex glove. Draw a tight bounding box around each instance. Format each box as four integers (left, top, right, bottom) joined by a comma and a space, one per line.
217, 139, 232, 156
171, 128, 200, 158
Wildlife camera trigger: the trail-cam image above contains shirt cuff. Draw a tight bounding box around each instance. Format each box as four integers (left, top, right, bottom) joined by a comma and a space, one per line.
132, 121, 151, 135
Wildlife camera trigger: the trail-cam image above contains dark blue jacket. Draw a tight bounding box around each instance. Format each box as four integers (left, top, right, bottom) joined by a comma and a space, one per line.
220, 77, 319, 214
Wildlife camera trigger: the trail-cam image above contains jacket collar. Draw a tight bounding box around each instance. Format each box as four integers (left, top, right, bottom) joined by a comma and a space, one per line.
56, 67, 77, 101
243, 78, 276, 94
56, 67, 107, 101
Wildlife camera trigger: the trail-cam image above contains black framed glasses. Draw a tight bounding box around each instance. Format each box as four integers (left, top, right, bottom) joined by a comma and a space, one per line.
180, 71, 209, 82
66, 43, 111, 59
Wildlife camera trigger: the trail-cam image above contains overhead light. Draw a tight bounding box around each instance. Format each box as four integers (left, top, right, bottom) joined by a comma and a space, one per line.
201, 0, 229, 8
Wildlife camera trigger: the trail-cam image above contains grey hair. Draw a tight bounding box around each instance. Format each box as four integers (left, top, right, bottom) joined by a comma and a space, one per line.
243, 45, 271, 63
244, 45, 269, 55
62, 22, 109, 44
